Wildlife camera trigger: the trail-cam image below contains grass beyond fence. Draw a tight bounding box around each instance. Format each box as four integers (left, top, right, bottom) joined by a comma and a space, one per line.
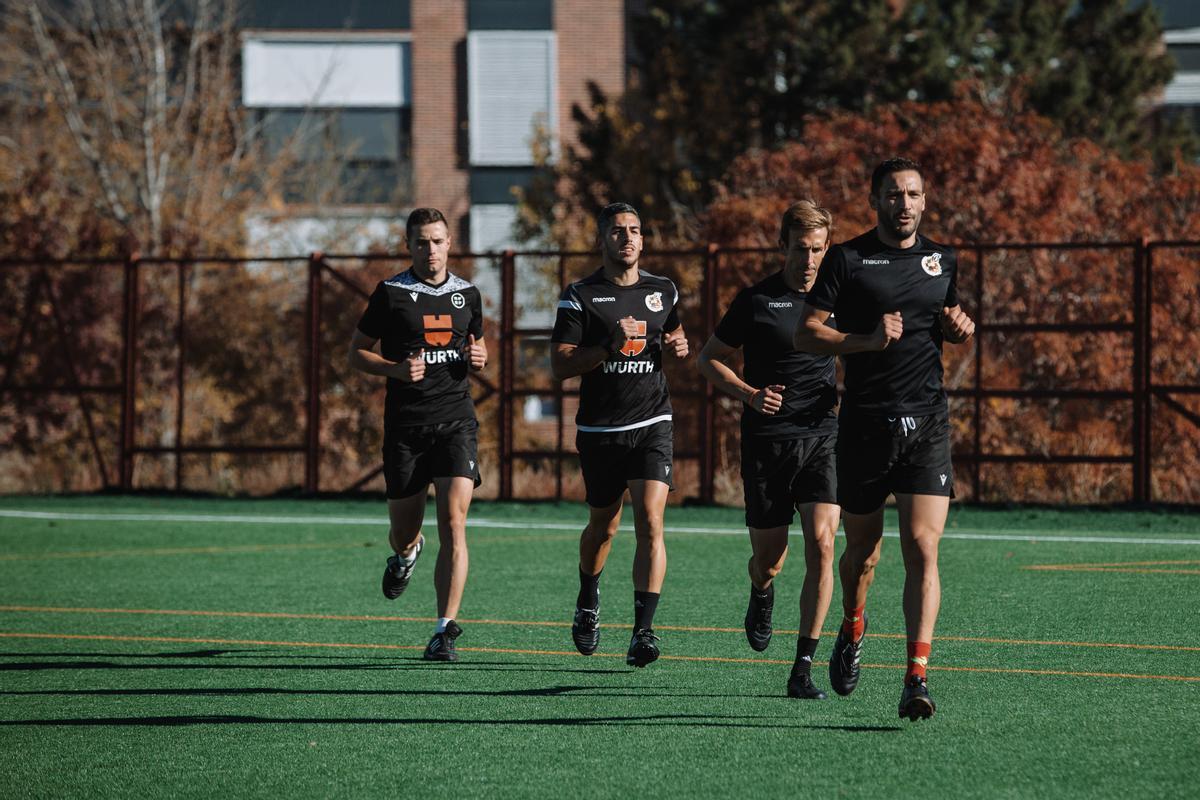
1, 496, 1198, 798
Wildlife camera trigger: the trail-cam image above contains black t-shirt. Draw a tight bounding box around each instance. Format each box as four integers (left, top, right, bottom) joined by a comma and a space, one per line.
551, 268, 681, 431
356, 269, 484, 426
713, 271, 837, 439
806, 230, 959, 418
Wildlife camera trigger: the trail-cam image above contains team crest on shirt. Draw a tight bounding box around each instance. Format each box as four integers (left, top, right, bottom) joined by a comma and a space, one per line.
645, 292, 663, 312
921, 253, 943, 276
451, 292, 466, 309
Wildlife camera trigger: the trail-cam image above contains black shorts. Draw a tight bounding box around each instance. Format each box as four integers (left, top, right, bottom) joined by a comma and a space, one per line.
382, 417, 481, 499
576, 420, 674, 508
741, 432, 838, 529
836, 410, 953, 514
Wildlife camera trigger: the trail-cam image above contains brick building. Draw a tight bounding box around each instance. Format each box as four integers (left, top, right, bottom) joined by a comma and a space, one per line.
241, 0, 626, 254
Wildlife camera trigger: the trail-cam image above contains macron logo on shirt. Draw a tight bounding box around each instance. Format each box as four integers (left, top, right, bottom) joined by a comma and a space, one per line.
863, 258, 890, 265
592, 297, 616, 303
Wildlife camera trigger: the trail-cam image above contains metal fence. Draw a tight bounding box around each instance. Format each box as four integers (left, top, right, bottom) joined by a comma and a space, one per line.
1, 240, 1197, 503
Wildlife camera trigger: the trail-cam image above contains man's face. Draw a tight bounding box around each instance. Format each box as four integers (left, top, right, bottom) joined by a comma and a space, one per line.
408, 221, 452, 279
871, 169, 925, 241
781, 226, 829, 290
600, 212, 642, 268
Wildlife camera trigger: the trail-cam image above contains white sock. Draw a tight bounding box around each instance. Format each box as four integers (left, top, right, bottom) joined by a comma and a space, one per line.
435, 617, 451, 633
396, 537, 421, 563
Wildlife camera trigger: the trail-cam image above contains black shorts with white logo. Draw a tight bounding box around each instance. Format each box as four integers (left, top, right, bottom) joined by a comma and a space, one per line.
836, 409, 954, 514
741, 432, 838, 529
382, 416, 481, 499
577, 420, 674, 508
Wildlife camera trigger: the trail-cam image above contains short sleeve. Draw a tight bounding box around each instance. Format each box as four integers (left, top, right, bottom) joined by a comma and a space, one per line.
551, 284, 585, 345
944, 250, 960, 309
356, 284, 389, 339
468, 289, 484, 338
806, 247, 847, 312
712, 288, 751, 348
663, 278, 681, 333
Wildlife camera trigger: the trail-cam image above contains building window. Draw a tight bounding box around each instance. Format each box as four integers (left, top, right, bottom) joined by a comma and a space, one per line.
243, 36, 412, 205
467, 31, 557, 166
256, 108, 412, 205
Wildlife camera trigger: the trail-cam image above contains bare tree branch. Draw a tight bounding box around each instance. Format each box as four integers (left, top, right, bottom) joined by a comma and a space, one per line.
27, 2, 131, 226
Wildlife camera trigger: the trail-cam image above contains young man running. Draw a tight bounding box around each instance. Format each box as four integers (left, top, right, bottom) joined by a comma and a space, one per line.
349, 207, 488, 662
697, 200, 841, 699
551, 202, 689, 667
794, 159, 974, 720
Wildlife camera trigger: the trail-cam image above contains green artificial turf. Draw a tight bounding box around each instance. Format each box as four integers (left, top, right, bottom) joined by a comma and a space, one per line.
1, 496, 1198, 798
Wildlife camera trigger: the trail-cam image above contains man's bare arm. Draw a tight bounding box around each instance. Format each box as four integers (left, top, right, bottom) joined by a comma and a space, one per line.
551, 341, 610, 381
792, 304, 903, 355
348, 329, 425, 383
696, 335, 782, 414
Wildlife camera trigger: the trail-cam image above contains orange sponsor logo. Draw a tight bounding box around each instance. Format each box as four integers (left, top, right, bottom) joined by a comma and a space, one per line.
423, 314, 454, 346
620, 320, 648, 357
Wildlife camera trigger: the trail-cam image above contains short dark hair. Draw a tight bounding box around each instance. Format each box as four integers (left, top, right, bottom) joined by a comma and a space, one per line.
405, 207, 448, 240
596, 202, 641, 236
778, 200, 833, 246
870, 158, 923, 197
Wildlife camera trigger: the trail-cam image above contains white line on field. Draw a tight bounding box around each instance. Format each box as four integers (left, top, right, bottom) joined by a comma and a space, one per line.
1, 508, 1198, 546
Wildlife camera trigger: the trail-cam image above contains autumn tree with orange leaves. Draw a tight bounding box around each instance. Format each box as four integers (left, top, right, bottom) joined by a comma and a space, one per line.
700, 92, 1200, 504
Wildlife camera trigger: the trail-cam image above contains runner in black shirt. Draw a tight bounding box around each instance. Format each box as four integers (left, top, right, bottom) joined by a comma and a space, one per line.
349, 207, 488, 663
697, 200, 840, 700
551, 202, 689, 668
794, 159, 975, 721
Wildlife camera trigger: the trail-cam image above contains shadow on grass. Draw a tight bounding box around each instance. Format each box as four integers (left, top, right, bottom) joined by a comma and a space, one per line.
0, 653, 621, 676
0, 714, 904, 731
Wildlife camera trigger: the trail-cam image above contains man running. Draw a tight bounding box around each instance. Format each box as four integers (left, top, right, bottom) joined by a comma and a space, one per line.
349, 207, 487, 662
551, 202, 689, 668
794, 158, 974, 720
697, 200, 840, 699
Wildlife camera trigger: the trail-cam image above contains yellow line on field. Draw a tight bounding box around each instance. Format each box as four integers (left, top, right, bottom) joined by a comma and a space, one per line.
1024, 566, 1200, 575
1, 631, 1198, 683
2, 604, 1198, 652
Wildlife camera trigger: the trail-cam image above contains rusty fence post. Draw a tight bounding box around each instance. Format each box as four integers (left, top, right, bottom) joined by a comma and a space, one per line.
699, 244, 719, 505
499, 250, 516, 500
119, 254, 140, 490
305, 253, 323, 494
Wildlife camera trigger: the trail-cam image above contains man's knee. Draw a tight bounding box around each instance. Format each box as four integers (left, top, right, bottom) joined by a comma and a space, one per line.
843, 538, 881, 571
752, 550, 786, 581
586, 505, 622, 543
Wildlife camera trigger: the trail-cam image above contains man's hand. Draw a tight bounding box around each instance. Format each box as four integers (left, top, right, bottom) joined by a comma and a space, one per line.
395, 349, 426, 383
872, 311, 904, 350
466, 334, 487, 370
941, 306, 975, 343
664, 327, 689, 358
605, 316, 641, 354
748, 384, 785, 415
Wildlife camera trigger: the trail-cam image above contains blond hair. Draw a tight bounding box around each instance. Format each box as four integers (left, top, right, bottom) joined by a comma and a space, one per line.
778, 200, 833, 245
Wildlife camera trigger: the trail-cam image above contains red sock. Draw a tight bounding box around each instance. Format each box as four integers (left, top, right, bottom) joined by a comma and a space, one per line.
907, 641, 931, 681
842, 606, 866, 641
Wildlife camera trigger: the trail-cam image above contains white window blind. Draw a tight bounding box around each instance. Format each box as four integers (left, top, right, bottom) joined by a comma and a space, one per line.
468, 31, 557, 166
243, 39, 410, 107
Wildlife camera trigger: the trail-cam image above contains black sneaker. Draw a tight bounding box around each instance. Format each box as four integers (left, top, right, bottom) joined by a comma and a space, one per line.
626, 628, 660, 667
744, 584, 774, 652
382, 536, 424, 600
572, 606, 600, 655
898, 675, 936, 721
423, 620, 462, 662
828, 612, 867, 696
786, 672, 828, 700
